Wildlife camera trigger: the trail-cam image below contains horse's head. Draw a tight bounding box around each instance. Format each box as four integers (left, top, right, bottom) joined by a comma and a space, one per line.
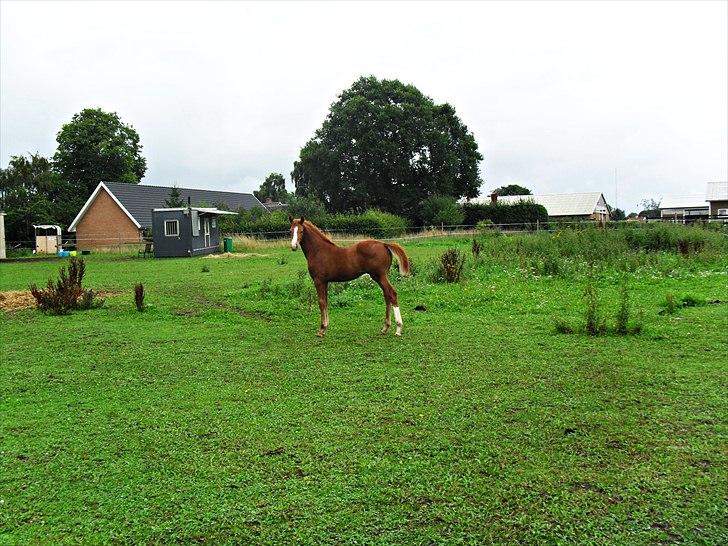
289, 216, 305, 251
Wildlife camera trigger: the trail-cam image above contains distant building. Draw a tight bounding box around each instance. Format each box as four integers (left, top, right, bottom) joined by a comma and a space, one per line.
471, 192, 610, 222
706, 181, 728, 219
69, 181, 266, 249
261, 197, 288, 212
659, 195, 709, 222
658, 182, 728, 223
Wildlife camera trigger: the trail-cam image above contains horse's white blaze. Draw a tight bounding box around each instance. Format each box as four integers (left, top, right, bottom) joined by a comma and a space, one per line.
291, 226, 298, 250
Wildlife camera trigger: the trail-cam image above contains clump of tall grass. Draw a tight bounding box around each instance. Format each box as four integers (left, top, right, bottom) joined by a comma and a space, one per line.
662, 291, 678, 315
471, 239, 482, 260
583, 279, 606, 336
554, 278, 643, 336
437, 248, 466, 283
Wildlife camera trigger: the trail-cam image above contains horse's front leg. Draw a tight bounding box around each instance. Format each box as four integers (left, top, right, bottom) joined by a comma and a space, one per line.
314, 280, 329, 337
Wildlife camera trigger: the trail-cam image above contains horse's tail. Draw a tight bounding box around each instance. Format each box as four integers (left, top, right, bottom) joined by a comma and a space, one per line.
384, 242, 411, 276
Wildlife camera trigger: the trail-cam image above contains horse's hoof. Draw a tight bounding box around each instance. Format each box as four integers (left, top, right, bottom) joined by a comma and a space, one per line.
316, 331, 326, 337
395, 332, 402, 337
380, 329, 389, 335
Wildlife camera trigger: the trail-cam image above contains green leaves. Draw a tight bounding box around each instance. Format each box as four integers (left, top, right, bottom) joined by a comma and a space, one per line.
53, 108, 147, 198
292, 76, 483, 218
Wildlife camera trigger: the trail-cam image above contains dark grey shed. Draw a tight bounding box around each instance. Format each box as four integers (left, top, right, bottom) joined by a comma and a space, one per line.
152, 207, 236, 258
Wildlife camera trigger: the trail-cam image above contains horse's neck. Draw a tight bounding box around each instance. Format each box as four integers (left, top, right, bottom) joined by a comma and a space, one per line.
301, 227, 333, 259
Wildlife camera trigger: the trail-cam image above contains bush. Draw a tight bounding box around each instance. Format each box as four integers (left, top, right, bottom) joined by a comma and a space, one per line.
584, 280, 606, 335
419, 195, 465, 226
29, 257, 87, 315
462, 200, 548, 227
662, 291, 677, 315
614, 284, 630, 335
438, 248, 465, 283
471, 239, 482, 260
225, 207, 408, 237
324, 209, 408, 235
134, 283, 145, 312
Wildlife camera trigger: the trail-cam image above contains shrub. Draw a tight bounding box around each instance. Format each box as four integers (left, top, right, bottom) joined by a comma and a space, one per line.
438, 248, 465, 283
29, 257, 87, 315
134, 283, 145, 312
614, 283, 630, 335
584, 280, 606, 335
201, 264, 210, 273
324, 209, 408, 236
462, 200, 548, 227
285, 194, 328, 220
419, 195, 465, 226
79, 289, 104, 310
662, 291, 677, 315
471, 239, 482, 260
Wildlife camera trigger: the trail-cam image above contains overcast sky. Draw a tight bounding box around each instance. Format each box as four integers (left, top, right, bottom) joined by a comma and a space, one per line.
1, 0, 726, 212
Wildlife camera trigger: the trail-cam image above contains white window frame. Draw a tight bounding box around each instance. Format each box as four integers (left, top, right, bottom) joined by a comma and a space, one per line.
164, 219, 179, 237
211, 218, 216, 228
718, 208, 728, 216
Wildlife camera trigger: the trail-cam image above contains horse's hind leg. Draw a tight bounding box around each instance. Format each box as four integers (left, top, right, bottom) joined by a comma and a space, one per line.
315, 280, 329, 337
375, 275, 402, 336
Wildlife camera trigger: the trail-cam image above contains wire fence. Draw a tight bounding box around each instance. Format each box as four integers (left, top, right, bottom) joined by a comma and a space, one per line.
3, 217, 726, 250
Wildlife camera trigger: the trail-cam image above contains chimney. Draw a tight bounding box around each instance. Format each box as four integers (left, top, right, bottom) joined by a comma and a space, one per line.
490, 192, 498, 204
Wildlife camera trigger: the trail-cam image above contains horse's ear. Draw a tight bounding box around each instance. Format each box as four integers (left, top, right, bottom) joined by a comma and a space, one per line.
288, 215, 294, 224
300, 216, 305, 225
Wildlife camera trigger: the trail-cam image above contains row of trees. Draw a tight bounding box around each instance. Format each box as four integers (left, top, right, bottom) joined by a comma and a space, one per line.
1, 109, 147, 243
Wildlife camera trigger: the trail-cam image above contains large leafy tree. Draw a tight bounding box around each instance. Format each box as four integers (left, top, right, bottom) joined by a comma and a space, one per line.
0, 153, 71, 244
292, 76, 483, 217
54, 108, 147, 209
254, 172, 288, 202
493, 184, 532, 196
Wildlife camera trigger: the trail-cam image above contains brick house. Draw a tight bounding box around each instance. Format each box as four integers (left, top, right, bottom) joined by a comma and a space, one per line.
69, 181, 265, 250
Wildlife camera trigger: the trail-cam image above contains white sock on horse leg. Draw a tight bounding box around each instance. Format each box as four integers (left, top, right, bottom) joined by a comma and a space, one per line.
393, 306, 403, 335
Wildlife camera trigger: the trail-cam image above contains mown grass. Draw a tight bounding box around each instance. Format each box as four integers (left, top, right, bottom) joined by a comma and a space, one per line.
1, 228, 727, 544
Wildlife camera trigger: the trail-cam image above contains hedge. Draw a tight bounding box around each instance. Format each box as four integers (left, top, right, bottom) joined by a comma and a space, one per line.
220, 209, 409, 237
462, 201, 549, 226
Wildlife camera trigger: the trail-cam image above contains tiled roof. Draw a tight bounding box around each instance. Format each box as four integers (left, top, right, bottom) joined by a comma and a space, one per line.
471, 192, 607, 216
72, 181, 265, 230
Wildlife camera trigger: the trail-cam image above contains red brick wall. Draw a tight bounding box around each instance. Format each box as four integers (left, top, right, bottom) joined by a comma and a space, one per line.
75, 189, 142, 250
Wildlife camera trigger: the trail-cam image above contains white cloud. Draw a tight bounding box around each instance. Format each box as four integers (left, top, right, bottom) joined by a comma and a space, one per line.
1, 0, 726, 212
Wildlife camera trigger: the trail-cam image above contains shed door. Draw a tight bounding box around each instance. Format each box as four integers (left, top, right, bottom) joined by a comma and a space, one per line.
204, 217, 211, 247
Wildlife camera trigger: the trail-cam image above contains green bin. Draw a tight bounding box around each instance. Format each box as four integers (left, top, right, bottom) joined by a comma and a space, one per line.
223, 237, 233, 253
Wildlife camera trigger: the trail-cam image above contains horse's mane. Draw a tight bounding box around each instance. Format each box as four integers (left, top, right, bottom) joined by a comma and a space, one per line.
302, 221, 336, 246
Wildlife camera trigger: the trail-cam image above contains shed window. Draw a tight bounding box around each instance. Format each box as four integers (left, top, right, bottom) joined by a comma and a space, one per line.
718, 209, 728, 216
211, 218, 216, 228
164, 220, 179, 237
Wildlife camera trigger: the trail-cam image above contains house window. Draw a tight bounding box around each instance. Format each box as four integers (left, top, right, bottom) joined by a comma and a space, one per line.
211, 218, 216, 228
164, 219, 179, 237
718, 209, 728, 216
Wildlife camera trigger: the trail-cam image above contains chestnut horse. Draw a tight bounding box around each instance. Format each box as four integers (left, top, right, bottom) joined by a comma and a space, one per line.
289, 216, 410, 337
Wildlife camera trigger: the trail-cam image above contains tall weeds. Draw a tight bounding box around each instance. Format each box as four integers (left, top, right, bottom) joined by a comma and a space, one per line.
29, 257, 92, 314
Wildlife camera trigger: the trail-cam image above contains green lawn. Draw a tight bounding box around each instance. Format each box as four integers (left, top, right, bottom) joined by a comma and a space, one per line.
1, 235, 726, 543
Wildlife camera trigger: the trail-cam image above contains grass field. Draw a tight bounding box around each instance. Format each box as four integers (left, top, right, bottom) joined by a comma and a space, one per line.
1, 229, 726, 543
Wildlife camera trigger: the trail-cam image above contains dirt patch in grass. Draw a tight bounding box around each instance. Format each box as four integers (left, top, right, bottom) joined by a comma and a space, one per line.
203, 252, 269, 259
0, 289, 124, 312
